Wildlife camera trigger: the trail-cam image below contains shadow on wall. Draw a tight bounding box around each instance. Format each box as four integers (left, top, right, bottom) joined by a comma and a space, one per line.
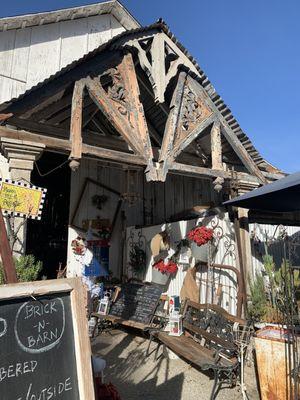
251, 225, 300, 270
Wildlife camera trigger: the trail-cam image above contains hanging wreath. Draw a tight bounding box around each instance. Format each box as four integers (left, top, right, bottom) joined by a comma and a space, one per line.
153, 259, 178, 275
187, 226, 214, 246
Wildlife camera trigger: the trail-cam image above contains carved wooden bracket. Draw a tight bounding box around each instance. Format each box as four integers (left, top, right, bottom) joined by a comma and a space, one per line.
158, 72, 215, 181
85, 52, 157, 181
125, 33, 183, 103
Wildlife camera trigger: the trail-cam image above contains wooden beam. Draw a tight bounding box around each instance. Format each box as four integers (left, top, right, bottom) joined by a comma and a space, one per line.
0, 125, 276, 186
69, 80, 85, 163
211, 121, 222, 170
151, 33, 166, 103
236, 207, 253, 292
0, 113, 13, 122
170, 161, 261, 185
158, 71, 187, 180
0, 126, 146, 166
172, 114, 215, 159
21, 90, 66, 119
233, 210, 248, 316
158, 71, 215, 181
5, 116, 131, 152
85, 78, 142, 155
187, 76, 267, 184
0, 206, 17, 283
220, 122, 267, 184
85, 52, 156, 180
31, 93, 73, 122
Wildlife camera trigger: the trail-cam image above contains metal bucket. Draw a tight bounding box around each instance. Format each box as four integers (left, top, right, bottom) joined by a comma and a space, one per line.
254, 326, 299, 400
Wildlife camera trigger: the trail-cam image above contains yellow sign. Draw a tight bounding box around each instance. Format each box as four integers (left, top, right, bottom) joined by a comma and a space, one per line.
0, 180, 46, 219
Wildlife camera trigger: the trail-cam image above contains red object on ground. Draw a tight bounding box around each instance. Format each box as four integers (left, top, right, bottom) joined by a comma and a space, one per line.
94, 379, 121, 400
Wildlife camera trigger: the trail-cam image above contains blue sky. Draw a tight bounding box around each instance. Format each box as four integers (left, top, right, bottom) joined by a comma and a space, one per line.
1, 1, 299, 173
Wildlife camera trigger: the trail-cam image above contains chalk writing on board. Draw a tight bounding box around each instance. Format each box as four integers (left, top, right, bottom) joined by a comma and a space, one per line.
0, 317, 7, 337
0, 360, 38, 383
16, 377, 73, 400
14, 298, 65, 354
109, 283, 163, 324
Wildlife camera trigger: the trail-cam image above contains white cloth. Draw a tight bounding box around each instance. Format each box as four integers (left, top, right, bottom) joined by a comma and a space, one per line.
92, 356, 106, 374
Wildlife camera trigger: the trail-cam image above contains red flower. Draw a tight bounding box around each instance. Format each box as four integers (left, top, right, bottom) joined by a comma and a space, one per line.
187, 226, 214, 246
153, 259, 178, 275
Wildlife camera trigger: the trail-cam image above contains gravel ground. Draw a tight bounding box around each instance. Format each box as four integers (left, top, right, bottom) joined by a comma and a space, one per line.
92, 329, 260, 400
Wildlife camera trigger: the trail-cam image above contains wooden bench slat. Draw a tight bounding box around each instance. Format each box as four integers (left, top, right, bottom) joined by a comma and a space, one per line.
91, 313, 148, 330
183, 321, 237, 352
184, 300, 246, 326
155, 332, 235, 368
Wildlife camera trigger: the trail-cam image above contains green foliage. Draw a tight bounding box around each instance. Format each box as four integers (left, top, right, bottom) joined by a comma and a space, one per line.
248, 273, 268, 321
0, 255, 42, 284
129, 245, 146, 277
262, 254, 275, 276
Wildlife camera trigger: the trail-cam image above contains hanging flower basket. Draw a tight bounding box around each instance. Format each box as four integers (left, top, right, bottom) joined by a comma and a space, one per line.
187, 226, 214, 246
152, 259, 178, 285
187, 226, 214, 263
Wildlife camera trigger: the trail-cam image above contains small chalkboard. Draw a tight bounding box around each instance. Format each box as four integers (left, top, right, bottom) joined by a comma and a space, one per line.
0, 278, 95, 400
109, 283, 164, 324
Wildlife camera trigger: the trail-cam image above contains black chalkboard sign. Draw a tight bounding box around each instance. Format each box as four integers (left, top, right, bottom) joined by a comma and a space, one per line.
0, 278, 95, 400
109, 283, 164, 324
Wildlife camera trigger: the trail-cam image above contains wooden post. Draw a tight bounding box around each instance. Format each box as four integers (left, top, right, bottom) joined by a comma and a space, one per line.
237, 207, 253, 291
69, 80, 84, 170
0, 206, 17, 283
233, 209, 248, 317
211, 121, 222, 170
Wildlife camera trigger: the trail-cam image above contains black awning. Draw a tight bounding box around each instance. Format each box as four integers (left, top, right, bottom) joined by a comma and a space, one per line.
223, 171, 300, 212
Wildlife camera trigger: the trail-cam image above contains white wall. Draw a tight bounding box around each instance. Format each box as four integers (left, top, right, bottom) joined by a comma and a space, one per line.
0, 14, 125, 103
250, 222, 300, 275
125, 213, 239, 315
0, 13, 126, 187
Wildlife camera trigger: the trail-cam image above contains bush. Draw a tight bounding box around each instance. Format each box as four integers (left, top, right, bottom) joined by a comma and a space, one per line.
0, 255, 42, 284
248, 273, 268, 322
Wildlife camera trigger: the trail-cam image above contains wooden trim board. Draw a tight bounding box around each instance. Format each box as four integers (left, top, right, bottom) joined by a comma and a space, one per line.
0, 278, 95, 400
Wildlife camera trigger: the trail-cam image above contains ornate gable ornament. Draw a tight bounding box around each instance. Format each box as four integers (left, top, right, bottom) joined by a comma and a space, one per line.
158, 71, 215, 181
121, 32, 186, 104
84, 52, 157, 181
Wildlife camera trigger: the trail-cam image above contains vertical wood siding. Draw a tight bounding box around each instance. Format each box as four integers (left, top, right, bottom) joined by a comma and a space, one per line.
0, 15, 125, 103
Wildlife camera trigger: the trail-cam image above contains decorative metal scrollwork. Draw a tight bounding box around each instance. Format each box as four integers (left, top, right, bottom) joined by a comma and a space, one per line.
127, 228, 147, 279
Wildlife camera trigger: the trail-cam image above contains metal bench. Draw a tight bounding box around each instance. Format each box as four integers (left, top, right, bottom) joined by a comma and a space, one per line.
145, 300, 247, 400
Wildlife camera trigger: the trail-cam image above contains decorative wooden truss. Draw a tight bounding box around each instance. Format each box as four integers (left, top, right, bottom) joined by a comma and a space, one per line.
0, 25, 276, 188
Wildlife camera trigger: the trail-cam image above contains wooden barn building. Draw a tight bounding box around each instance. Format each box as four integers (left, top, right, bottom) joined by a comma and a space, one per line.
0, 1, 292, 315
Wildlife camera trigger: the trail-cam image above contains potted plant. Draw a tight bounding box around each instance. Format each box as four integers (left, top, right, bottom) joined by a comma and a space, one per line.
187, 225, 214, 263
0, 255, 42, 284
152, 259, 178, 285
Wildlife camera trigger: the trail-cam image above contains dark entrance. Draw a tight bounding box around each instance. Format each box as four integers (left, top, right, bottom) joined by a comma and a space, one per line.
26, 151, 71, 278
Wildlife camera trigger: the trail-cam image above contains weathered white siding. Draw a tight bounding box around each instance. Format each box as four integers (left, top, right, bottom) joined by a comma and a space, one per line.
0, 14, 125, 103
0, 13, 126, 181
123, 217, 300, 316
125, 214, 239, 315
66, 158, 220, 279
250, 222, 300, 275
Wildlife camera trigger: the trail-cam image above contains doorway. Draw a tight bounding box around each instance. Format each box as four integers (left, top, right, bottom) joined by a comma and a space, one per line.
26, 151, 71, 278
